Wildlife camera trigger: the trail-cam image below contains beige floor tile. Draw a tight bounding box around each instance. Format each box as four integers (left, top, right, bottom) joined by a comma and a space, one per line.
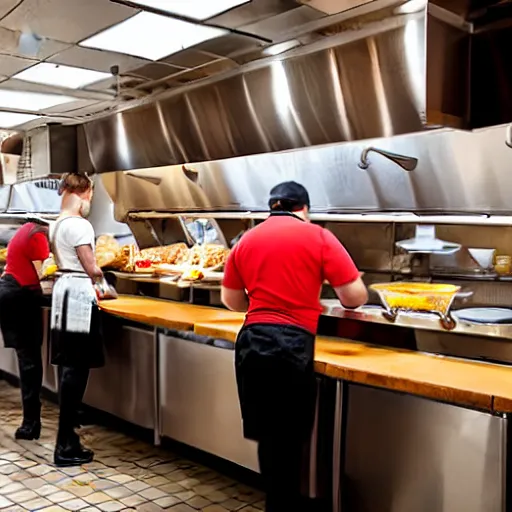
0, 496, 13, 508
60, 498, 90, 510
154, 495, 181, 508
23, 497, 52, 510
83, 492, 112, 505
96, 501, 125, 511
0, 381, 263, 512
119, 494, 147, 507
186, 495, 213, 510
8, 489, 38, 504
47, 490, 76, 503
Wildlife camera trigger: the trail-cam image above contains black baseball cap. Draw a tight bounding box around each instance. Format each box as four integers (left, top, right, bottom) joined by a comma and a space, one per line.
268, 181, 311, 212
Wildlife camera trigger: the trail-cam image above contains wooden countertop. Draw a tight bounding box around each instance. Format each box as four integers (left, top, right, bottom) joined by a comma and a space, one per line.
99, 296, 244, 332
100, 296, 512, 414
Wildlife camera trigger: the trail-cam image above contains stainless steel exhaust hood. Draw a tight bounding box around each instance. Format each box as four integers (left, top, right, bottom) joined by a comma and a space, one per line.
79, 2, 475, 173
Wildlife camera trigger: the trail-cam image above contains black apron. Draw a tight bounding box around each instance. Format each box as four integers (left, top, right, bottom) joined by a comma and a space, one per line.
0, 275, 43, 350
235, 323, 317, 442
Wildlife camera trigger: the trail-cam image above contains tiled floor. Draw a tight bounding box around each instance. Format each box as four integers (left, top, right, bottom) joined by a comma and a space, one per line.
0, 381, 263, 511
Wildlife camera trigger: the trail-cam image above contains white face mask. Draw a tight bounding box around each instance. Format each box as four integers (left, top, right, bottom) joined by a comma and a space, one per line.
80, 200, 91, 218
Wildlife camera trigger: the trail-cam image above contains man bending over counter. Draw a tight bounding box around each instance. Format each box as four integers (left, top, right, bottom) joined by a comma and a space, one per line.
221, 181, 367, 512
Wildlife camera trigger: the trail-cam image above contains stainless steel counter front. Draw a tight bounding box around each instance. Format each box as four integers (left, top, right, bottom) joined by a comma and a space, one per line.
340, 384, 507, 512
84, 318, 157, 431
158, 332, 258, 471
321, 300, 512, 341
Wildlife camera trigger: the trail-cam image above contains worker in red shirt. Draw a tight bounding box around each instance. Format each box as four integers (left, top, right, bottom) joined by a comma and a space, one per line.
222, 182, 367, 512
0, 220, 50, 440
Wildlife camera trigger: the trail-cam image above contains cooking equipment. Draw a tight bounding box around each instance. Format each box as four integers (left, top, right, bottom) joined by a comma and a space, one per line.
370, 282, 465, 330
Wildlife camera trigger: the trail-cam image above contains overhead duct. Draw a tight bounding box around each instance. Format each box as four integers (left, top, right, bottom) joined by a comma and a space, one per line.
78, 1, 484, 173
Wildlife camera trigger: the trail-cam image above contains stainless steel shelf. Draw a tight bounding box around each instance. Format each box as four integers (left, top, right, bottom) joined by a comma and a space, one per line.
321, 300, 512, 341
128, 211, 512, 227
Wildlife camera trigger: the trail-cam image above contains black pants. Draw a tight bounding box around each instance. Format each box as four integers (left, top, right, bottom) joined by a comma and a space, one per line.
235, 324, 318, 512
57, 366, 89, 447
15, 345, 43, 424
258, 435, 309, 512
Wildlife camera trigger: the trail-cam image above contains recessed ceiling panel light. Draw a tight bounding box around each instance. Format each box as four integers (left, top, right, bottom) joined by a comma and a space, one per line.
0, 90, 75, 111
80, 12, 227, 61
13, 63, 111, 89
0, 112, 39, 128
129, 0, 250, 21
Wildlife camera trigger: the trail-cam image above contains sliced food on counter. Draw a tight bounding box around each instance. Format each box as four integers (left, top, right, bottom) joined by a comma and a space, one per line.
139, 243, 189, 266
187, 244, 230, 269
181, 268, 205, 282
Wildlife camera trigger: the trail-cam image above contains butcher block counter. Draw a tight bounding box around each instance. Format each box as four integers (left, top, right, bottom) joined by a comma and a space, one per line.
100, 296, 512, 414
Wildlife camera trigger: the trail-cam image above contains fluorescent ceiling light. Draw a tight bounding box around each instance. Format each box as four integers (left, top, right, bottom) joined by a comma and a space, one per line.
13, 63, 111, 89
0, 112, 39, 128
0, 90, 76, 111
80, 12, 227, 61
129, 0, 250, 21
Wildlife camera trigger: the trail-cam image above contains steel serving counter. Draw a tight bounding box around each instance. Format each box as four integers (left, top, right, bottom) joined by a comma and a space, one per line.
103, 298, 512, 511
2, 296, 511, 511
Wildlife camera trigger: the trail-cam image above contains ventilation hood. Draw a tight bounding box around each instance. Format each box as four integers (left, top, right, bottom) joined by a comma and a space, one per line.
77, 0, 508, 173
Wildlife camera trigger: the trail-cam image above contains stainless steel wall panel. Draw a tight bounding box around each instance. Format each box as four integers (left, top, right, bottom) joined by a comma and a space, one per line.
99, 123, 512, 220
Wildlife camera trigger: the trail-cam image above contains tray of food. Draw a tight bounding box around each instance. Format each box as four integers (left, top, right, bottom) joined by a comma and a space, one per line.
94, 237, 228, 287
370, 282, 469, 330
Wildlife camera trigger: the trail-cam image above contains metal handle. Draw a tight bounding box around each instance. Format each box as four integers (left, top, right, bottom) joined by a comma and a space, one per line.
359, 147, 418, 172
454, 291, 474, 300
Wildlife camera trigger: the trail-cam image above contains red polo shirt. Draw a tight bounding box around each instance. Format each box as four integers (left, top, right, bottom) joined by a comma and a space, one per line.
223, 214, 359, 334
5, 223, 50, 289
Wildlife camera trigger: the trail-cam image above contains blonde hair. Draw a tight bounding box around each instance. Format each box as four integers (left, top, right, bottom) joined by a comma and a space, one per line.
58, 173, 93, 196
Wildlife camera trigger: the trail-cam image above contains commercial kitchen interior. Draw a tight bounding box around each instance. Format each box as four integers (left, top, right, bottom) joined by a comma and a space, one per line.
0, 0, 511, 511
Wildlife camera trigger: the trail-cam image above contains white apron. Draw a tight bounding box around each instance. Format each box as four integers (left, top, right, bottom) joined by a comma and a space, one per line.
49, 218, 96, 336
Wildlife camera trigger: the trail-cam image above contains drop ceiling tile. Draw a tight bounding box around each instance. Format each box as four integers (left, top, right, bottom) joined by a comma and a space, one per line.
15, 37, 72, 60
0, 0, 137, 44
163, 49, 219, 69
0, 26, 70, 60
131, 62, 186, 81
44, 98, 104, 113
0, 55, 37, 76
240, 5, 325, 39
48, 46, 151, 74
194, 33, 262, 57
0, 1, 20, 20
210, 0, 300, 28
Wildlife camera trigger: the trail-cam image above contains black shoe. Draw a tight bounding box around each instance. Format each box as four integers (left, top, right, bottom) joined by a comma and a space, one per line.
15, 421, 41, 441
54, 444, 94, 467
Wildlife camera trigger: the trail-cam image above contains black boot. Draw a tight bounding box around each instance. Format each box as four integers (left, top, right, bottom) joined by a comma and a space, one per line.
54, 432, 93, 467
15, 420, 41, 441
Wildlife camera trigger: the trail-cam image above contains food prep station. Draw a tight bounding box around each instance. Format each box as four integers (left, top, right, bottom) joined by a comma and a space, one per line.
3, 158, 512, 512
0, 1, 511, 510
